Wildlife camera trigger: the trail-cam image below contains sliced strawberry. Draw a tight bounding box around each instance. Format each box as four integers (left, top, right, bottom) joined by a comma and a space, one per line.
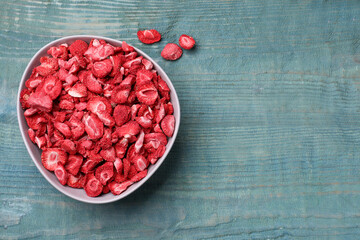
27, 92, 53, 112
59, 99, 74, 110
155, 103, 166, 123
108, 180, 133, 195
24, 108, 38, 117
179, 34, 196, 50
68, 115, 85, 140
54, 163, 68, 185
35, 57, 59, 77
135, 82, 158, 105
148, 144, 166, 164
82, 113, 104, 140
131, 104, 141, 120
102, 184, 110, 194
41, 148, 67, 171
59, 139, 76, 154
136, 69, 153, 86
80, 152, 102, 173
25, 114, 47, 130
68, 83, 87, 98
120, 74, 136, 88
113, 105, 131, 127
92, 59, 113, 78
114, 172, 126, 183
137, 29, 161, 44
127, 165, 137, 179
28, 128, 36, 143
123, 158, 130, 179
84, 173, 103, 197
64, 154, 83, 176
83, 72, 103, 94
100, 146, 116, 162
95, 162, 114, 185
109, 54, 123, 77
84, 41, 114, 61
135, 116, 152, 129
164, 102, 174, 115
161, 43, 182, 61
144, 132, 168, 146
47, 45, 68, 60
121, 41, 134, 52
114, 158, 123, 173
69, 40, 88, 56
41, 75, 62, 100
67, 173, 86, 188
115, 137, 128, 158
25, 75, 44, 90
134, 131, 145, 153
161, 115, 175, 137
125, 51, 137, 61
20, 89, 31, 109
97, 127, 112, 150
35, 136, 47, 149
76, 138, 93, 156
54, 121, 72, 138
142, 58, 153, 71
111, 85, 131, 104
130, 169, 148, 182
153, 123, 163, 133
132, 155, 149, 172
123, 56, 142, 69
116, 121, 141, 138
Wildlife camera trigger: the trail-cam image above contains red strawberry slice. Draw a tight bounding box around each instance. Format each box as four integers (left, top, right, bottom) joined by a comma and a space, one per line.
25, 76, 44, 90
41, 148, 67, 171
116, 121, 141, 138
125, 51, 137, 61
64, 154, 83, 175
142, 58, 153, 71
135, 116, 152, 129
83, 72, 103, 94
109, 54, 123, 77
28, 128, 36, 143
135, 82, 158, 106
123, 158, 131, 179
153, 123, 163, 133
69, 40, 88, 56
132, 155, 149, 172
127, 165, 137, 179
97, 127, 112, 150
82, 113, 104, 140
100, 146, 116, 162
136, 69, 153, 86
157, 76, 170, 92
114, 172, 126, 183
41, 75, 62, 100
120, 74, 136, 88
59, 99, 74, 110
144, 133, 168, 146
130, 169, 148, 182
25, 114, 47, 130
108, 180, 133, 195
80, 152, 102, 173
123, 56, 142, 69
134, 130, 145, 153
35, 136, 47, 149
113, 105, 131, 127
53, 111, 66, 122
68, 83, 87, 98
67, 173, 86, 188
59, 139, 76, 154
68, 115, 85, 140
47, 44, 69, 60
161, 43, 182, 61
179, 34, 196, 50
54, 121, 72, 138
102, 184, 110, 194
35, 57, 59, 76
20, 89, 31, 109
115, 138, 128, 158
76, 138, 93, 156
95, 162, 114, 185
137, 29, 161, 44
24, 108, 38, 117
148, 144, 166, 164
155, 103, 166, 123
111, 85, 131, 104
131, 104, 141, 120
121, 41, 134, 52
87, 96, 112, 114
114, 158, 123, 173
164, 102, 174, 115
84, 42, 114, 61
92, 59, 113, 78
27, 92, 53, 112
161, 115, 175, 137
54, 163, 68, 185
84, 173, 103, 197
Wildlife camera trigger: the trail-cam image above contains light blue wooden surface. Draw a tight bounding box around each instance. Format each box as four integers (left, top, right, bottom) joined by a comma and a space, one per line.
1, 0, 360, 239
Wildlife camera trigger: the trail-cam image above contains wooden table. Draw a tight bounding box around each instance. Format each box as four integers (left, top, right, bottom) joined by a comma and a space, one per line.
1, 1, 360, 239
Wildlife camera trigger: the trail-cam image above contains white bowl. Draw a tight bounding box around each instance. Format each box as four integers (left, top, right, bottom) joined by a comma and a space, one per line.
17, 35, 180, 204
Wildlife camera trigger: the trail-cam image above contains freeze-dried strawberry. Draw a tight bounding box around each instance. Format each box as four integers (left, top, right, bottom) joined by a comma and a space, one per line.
179, 34, 196, 50
84, 41, 114, 61
108, 180, 133, 195
137, 29, 161, 44
24, 108, 38, 117
142, 58, 153, 71
92, 59, 113, 78
27, 92, 53, 112
59, 99, 74, 110
123, 158, 130, 179
82, 113, 104, 140
103, 185, 110, 194
111, 85, 131, 104
65, 154, 83, 176
125, 51, 137, 61
69, 40, 88, 56
100, 146, 116, 162
68, 83, 87, 98
130, 169, 147, 182
68, 115, 85, 140
41, 148, 67, 171
114, 158, 123, 173
80, 153, 102, 174
127, 90, 137, 104
84, 173, 103, 197
25, 75, 44, 90
127, 165, 137, 179
136, 69, 153, 86
41, 75, 62, 100
121, 41, 134, 52
113, 105, 131, 126
35, 123, 47, 137
48, 45, 68, 60
144, 132, 168, 146
54, 163, 68, 185
54, 122, 72, 138
153, 123, 163, 133
97, 128, 112, 150
164, 102, 174, 115
134, 131, 145, 154
67, 173, 86, 188
116, 121, 141, 138
161, 115, 175, 137
148, 144, 166, 164
135, 82, 158, 105
115, 138, 128, 158
161, 43, 182, 61
154, 103, 166, 123
131, 104, 141, 120
95, 162, 114, 185
123, 56, 142, 69
157, 76, 170, 92
28, 128, 36, 143
74, 102, 87, 111
114, 172, 127, 183
135, 116, 152, 129
132, 155, 149, 172
109, 54, 123, 77
77, 138, 93, 156
87, 96, 112, 114
35, 136, 47, 149
20, 89, 31, 109
60, 139, 77, 154
25, 114, 47, 130
36, 57, 59, 76
83, 72, 103, 94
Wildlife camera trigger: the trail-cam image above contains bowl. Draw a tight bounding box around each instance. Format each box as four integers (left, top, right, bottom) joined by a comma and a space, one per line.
17, 35, 180, 204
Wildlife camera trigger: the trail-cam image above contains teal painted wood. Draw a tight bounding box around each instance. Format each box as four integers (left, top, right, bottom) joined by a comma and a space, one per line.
1, 0, 360, 239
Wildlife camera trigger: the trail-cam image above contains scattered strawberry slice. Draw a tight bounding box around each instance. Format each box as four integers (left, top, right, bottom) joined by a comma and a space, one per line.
108, 180, 133, 195
54, 163, 68, 185
161, 115, 175, 137
179, 34, 196, 50
137, 29, 161, 44
65, 154, 83, 176
41, 148, 67, 171
27, 92, 53, 112
95, 162, 114, 185
161, 43, 183, 61
84, 173, 103, 197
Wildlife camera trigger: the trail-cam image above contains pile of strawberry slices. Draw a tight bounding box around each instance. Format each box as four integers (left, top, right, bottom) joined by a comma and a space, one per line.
20, 39, 176, 197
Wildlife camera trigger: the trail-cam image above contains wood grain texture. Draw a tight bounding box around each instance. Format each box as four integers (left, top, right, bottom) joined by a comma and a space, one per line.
1, 0, 360, 239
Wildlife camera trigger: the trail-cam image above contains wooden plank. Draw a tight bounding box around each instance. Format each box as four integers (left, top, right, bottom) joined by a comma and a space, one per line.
1, 0, 360, 239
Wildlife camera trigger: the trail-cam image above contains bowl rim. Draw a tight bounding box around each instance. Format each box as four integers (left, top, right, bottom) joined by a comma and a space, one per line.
17, 35, 181, 204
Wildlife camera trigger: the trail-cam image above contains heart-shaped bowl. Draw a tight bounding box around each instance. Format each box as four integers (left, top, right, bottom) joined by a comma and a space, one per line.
17, 35, 180, 204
